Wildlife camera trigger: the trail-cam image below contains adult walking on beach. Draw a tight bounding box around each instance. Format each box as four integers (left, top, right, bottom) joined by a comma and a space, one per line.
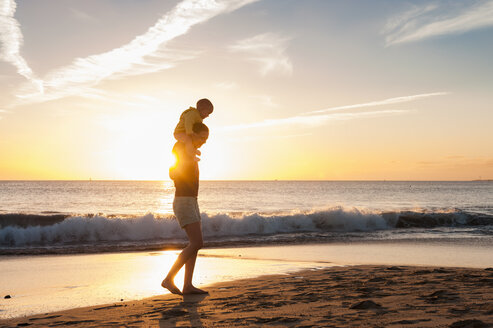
161, 122, 209, 295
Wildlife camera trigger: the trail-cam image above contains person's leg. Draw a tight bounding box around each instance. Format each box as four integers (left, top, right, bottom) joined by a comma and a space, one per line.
161, 221, 203, 295
182, 221, 208, 294
183, 246, 198, 288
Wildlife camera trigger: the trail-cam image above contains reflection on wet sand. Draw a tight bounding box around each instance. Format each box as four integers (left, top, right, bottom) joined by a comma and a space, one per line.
158, 294, 208, 327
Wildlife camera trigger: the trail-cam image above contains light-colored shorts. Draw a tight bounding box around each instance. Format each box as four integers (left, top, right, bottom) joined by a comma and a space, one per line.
173, 196, 201, 229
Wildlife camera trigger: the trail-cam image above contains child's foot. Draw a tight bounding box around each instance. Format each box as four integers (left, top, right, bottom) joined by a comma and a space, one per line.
183, 285, 209, 295
161, 279, 183, 295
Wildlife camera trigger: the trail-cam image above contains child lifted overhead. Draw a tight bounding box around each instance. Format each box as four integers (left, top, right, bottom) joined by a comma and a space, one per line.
174, 99, 213, 159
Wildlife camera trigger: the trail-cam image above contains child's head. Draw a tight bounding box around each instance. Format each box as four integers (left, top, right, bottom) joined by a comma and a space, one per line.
192, 123, 209, 148
196, 98, 213, 119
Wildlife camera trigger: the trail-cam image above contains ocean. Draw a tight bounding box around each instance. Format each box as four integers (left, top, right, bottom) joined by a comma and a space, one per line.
0, 180, 492, 255
1, 180, 493, 319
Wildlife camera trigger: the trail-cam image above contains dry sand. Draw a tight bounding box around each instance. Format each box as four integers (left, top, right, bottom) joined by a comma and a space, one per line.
1, 265, 492, 327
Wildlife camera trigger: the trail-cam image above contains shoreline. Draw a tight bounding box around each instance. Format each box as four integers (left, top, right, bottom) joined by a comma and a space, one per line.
1, 265, 492, 327
2, 234, 492, 257
1, 241, 492, 321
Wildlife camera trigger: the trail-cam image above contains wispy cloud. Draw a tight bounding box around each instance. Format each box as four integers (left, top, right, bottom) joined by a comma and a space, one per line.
224, 91, 448, 131
213, 81, 238, 90
0, 108, 7, 120
250, 95, 279, 108
306, 92, 448, 115
224, 109, 407, 131
0, 0, 42, 90
79, 89, 169, 111
13, 0, 259, 105
228, 132, 313, 142
384, 1, 493, 45
70, 7, 96, 23
229, 33, 292, 76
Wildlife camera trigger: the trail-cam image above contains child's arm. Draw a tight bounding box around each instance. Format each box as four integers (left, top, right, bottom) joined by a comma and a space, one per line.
174, 132, 193, 143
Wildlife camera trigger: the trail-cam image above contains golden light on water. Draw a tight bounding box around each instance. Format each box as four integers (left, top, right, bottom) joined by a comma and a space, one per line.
136, 251, 186, 293
158, 181, 175, 215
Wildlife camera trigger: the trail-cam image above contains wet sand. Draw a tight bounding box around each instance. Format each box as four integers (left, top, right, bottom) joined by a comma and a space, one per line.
1, 265, 492, 327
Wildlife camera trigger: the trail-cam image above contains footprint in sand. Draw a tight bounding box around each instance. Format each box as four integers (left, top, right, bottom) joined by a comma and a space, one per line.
449, 319, 489, 328
422, 290, 459, 303
349, 300, 383, 310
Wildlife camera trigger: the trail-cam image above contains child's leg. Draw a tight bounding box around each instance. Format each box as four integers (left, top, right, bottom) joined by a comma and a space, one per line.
174, 132, 197, 157
174, 132, 189, 143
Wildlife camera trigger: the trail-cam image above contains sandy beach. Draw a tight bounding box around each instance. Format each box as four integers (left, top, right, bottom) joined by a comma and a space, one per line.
1, 265, 492, 327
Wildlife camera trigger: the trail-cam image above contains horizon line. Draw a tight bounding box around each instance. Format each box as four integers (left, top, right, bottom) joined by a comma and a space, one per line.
0, 179, 491, 182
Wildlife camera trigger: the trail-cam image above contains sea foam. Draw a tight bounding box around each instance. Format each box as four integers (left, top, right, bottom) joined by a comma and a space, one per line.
2, 207, 490, 248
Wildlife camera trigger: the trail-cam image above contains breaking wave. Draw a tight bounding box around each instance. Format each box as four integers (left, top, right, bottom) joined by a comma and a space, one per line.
1, 207, 492, 254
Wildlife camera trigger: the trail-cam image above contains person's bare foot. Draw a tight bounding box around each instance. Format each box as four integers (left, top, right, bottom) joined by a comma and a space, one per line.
183, 285, 209, 295
161, 279, 183, 295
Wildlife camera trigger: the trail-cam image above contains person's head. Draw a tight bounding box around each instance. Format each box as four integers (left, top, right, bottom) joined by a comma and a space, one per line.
192, 123, 209, 148
196, 98, 213, 119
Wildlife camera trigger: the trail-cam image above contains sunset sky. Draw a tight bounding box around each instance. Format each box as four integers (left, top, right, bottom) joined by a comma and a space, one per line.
0, 0, 492, 180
